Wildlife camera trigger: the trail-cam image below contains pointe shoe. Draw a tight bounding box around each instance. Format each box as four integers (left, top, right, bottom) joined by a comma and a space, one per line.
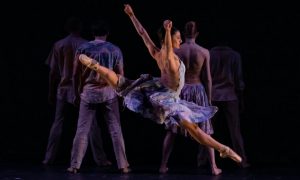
67, 167, 79, 174
219, 146, 242, 163
159, 166, 169, 174
79, 54, 99, 71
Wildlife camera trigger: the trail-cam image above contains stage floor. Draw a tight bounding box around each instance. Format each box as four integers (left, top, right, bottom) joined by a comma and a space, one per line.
1, 163, 300, 180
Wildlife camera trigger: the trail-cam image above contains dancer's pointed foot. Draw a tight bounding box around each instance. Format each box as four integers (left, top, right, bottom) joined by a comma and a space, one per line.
211, 166, 222, 176
67, 167, 79, 174
79, 54, 99, 71
219, 146, 242, 163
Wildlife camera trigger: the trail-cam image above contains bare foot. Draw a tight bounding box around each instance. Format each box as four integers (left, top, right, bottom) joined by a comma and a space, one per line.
219, 146, 242, 163
159, 166, 169, 174
120, 167, 131, 174
211, 166, 222, 175
42, 160, 51, 166
67, 167, 78, 174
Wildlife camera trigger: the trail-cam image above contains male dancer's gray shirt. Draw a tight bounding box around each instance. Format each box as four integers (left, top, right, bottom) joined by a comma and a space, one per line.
76, 40, 123, 103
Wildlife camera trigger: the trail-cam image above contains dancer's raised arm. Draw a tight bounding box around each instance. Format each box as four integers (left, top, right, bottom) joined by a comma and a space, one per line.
162, 20, 179, 72
124, 4, 160, 60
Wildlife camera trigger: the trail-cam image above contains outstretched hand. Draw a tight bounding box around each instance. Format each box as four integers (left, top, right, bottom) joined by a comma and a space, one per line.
163, 20, 172, 31
124, 4, 134, 16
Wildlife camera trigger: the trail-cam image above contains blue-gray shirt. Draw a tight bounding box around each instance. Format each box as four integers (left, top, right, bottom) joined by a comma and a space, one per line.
74, 40, 124, 103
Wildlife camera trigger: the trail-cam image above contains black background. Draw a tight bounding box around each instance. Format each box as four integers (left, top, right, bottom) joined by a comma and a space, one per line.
1, 0, 299, 169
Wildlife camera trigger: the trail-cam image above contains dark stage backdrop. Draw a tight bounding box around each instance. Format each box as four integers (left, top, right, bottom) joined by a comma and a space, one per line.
1, 0, 299, 168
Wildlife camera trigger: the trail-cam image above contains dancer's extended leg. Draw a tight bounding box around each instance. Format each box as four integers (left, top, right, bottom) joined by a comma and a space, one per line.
179, 119, 242, 163
79, 54, 119, 88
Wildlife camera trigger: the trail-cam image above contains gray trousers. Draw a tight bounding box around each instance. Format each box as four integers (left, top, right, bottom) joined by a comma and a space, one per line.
70, 97, 128, 169
213, 100, 248, 162
43, 99, 108, 165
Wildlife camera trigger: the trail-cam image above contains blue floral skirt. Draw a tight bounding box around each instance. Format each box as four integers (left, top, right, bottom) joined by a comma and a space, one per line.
116, 74, 218, 129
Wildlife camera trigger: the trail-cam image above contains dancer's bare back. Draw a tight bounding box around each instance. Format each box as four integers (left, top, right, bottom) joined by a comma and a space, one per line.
176, 43, 209, 84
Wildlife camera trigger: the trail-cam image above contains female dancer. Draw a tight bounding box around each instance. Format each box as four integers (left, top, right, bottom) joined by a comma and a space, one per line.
79, 4, 242, 167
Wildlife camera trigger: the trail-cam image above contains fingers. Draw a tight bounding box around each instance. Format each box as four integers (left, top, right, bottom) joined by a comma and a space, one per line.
124, 4, 129, 10
163, 20, 172, 29
124, 4, 133, 16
